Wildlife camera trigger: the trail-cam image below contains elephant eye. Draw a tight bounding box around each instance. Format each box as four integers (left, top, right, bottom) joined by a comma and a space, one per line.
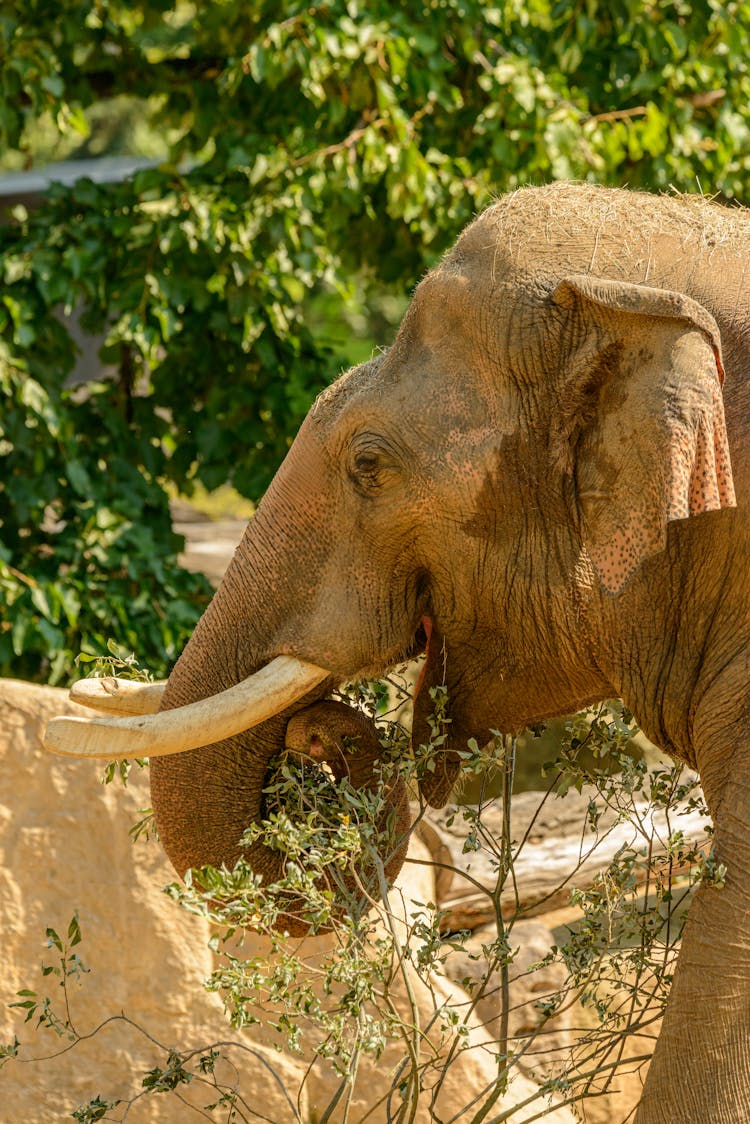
349, 440, 397, 494
351, 451, 382, 492
354, 451, 380, 475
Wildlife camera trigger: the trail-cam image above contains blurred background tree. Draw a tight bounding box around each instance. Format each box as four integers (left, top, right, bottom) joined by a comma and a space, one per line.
2, 0, 750, 682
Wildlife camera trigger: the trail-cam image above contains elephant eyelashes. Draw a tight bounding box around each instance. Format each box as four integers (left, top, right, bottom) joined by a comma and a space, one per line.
349, 446, 396, 494
354, 451, 380, 475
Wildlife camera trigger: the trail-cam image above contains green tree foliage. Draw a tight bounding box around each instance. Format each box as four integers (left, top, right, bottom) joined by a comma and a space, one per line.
0, 355, 210, 682
2, 0, 750, 680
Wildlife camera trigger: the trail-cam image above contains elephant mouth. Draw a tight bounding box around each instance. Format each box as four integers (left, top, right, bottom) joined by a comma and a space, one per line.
410, 615, 468, 809
410, 617, 431, 662
412, 615, 433, 684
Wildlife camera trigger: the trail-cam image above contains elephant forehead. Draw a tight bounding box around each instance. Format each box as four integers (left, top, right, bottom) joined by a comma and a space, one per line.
408, 266, 481, 343
313, 336, 495, 447
446, 207, 534, 286
458, 183, 749, 292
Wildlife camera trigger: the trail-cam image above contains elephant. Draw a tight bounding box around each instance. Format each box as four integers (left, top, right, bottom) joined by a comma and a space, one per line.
45, 182, 750, 1123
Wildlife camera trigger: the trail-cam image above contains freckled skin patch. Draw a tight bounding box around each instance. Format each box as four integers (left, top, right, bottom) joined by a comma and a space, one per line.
591, 352, 735, 594
551, 278, 737, 595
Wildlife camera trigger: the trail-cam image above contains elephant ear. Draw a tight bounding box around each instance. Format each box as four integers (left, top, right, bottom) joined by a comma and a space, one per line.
552, 275, 736, 595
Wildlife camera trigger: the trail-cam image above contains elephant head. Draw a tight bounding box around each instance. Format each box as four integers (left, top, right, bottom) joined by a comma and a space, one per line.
45, 186, 736, 937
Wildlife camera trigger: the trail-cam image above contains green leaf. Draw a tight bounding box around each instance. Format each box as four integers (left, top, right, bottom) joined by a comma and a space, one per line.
45, 928, 63, 952
65, 460, 91, 497
67, 914, 82, 947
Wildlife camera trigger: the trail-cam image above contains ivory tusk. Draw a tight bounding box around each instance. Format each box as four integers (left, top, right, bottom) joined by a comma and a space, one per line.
43, 657, 330, 760
70, 677, 167, 716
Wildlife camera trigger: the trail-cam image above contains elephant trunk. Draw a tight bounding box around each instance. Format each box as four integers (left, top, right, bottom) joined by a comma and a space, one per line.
146, 512, 409, 935
44, 420, 420, 934
149, 687, 410, 936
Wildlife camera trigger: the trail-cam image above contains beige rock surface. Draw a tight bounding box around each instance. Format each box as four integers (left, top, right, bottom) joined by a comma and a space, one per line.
0, 679, 311, 1123
441, 918, 577, 1077
295, 843, 576, 1124
0, 679, 577, 1123
440, 915, 660, 1124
